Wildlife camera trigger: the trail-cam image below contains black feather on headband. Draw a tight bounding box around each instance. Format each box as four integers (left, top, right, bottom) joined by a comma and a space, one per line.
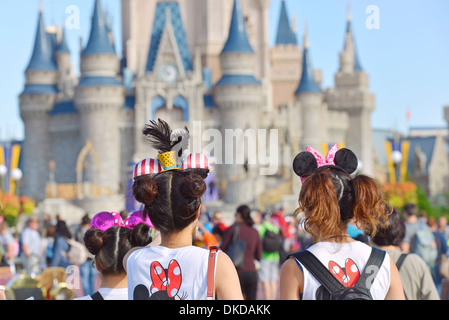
143, 119, 173, 153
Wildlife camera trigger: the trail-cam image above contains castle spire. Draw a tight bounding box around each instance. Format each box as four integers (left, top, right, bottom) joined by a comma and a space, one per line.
275, 0, 297, 46
57, 27, 70, 53
295, 24, 320, 94
26, 10, 57, 72
221, 0, 254, 53
82, 0, 115, 56
216, 0, 260, 86
145, 1, 192, 73
344, 3, 363, 71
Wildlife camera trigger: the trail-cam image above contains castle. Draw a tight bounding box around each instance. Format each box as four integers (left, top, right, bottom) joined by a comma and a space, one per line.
19, 0, 375, 218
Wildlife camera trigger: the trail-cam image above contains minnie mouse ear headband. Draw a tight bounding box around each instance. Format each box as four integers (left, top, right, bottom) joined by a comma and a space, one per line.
91, 211, 154, 232
293, 144, 358, 183
133, 119, 210, 179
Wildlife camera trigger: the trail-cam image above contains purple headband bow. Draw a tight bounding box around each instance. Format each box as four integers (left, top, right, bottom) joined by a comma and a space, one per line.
90, 211, 153, 232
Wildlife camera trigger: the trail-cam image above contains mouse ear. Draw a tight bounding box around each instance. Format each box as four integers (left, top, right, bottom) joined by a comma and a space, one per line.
334, 148, 358, 174
293, 152, 318, 178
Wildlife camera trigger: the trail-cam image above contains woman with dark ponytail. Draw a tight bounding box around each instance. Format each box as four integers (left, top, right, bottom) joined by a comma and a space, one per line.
220, 205, 262, 300
280, 145, 405, 300
74, 212, 152, 300
125, 119, 242, 300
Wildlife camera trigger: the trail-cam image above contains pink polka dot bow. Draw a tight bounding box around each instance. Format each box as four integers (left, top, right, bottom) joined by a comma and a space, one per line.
90, 211, 153, 232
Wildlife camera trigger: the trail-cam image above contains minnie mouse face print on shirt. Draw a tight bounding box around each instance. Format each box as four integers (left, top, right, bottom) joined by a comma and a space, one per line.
133, 259, 187, 300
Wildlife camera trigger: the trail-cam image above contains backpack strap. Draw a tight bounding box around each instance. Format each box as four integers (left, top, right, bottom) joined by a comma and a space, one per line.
90, 291, 104, 300
289, 250, 345, 295
395, 253, 408, 271
354, 247, 386, 290
207, 246, 219, 300
394, 253, 409, 300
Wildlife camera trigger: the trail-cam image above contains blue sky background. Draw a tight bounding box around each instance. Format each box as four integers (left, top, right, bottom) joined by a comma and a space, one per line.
1, 0, 448, 141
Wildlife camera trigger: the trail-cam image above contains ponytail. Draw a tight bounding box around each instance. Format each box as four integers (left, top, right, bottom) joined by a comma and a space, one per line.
352, 175, 391, 237
297, 169, 343, 239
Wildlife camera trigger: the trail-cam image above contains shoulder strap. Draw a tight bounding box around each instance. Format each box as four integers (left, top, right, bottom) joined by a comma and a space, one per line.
290, 250, 345, 295
354, 247, 386, 290
90, 291, 104, 300
395, 253, 408, 271
394, 254, 409, 300
233, 224, 240, 241
207, 246, 219, 300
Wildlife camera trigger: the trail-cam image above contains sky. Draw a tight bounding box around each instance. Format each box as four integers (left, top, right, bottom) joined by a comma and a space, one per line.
1, 0, 448, 141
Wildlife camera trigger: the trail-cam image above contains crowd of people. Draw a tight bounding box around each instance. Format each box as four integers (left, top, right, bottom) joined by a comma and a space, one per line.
2, 200, 448, 301
1, 120, 449, 301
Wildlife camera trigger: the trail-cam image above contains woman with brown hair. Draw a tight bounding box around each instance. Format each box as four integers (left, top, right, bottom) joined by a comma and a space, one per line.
280, 145, 405, 300
125, 120, 242, 300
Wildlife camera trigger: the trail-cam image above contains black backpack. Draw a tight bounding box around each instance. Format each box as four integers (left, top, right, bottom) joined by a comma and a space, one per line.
262, 230, 282, 252
289, 247, 386, 300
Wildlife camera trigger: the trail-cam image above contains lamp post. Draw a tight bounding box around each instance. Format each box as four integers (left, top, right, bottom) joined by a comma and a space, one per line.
392, 149, 402, 183
385, 138, 410, 184
10, 168, 23, 196
0, 142, 23, 196
0, 165, 22, 196
0, 164, 7, 191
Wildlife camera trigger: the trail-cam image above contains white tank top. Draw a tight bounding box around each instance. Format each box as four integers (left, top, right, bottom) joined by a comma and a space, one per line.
295, 241, 391, 300
126, 245, 218, 300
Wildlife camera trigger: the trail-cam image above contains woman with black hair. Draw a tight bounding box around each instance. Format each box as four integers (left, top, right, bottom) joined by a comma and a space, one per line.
75, 212, 152, 300
50, 220, 72, 268
221, 205, 262, 300
372, 208, 439, 300
125, 120, 242, 300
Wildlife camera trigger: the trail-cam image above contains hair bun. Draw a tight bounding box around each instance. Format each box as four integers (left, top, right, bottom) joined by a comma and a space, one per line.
133, 176, 159, 205
181, 173, 206, 199
84, 228, 108, 256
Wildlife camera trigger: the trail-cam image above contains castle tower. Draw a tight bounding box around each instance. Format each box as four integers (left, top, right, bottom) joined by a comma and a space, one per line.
295, 27, 327, 152
74, 0, 125, 197
270, 0, 301, 110
133, 0, 205, 161
213, 0, 263, 204
120, 0, 270, 84
19, 8, 58, 201
324, 9, 375, 175
55, 28, 75, 98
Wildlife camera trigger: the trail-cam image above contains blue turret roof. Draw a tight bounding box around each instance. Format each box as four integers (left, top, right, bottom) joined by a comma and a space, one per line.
82, 0, 115, 56
146, 1, 192, 72
216, 75, 261, 86
346, 18, 363, 72
295, 34, 320, 94
275, 0, 297, 46
21, 84, 58, 95
57, 28, 70, 53
26, 11, 57, 72
78, 76, 122, 87
50, 101, 78, 116
221, 0, 254, 54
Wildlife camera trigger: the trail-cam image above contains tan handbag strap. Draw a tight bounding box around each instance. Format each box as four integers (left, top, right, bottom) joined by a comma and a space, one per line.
207, 246, 219, 299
